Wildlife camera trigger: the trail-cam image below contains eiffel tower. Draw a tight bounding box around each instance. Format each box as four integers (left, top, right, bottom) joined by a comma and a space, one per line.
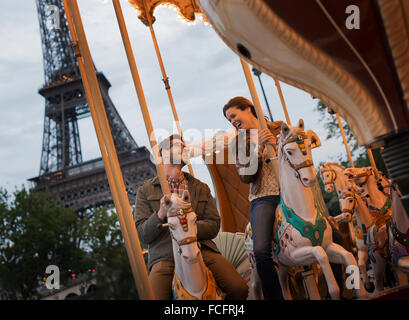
29, 0, 156, 213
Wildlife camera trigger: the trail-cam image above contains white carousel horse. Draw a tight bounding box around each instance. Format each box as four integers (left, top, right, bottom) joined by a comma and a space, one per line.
338, 185, 386, 292
163, 190, 223, 300
274, 119, 366, 300
344, 168, 391, 272
344, 167, 409, 287
244, 222, 263, 300
319, 162, 375, 291
319, 163, 358, 248
319, 162, 348, 196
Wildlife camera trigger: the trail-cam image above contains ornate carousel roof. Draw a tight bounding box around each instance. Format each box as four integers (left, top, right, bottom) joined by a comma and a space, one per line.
196, 0, 409, 146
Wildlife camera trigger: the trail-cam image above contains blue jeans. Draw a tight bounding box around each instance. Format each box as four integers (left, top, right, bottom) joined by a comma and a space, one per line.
250, 195, 284, 300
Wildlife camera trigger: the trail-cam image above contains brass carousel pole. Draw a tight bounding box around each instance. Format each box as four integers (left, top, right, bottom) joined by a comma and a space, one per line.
140, 0, 194, 176
334, 113, 357, 250
271, 76, 322, 300
240, 59, 280, 184
274, 79, 291, 125
63, 0, 154, 300
366, 147, 380, 181
336, 113, 355, 168
62, 0, 139, 279
112, 0, 170, 196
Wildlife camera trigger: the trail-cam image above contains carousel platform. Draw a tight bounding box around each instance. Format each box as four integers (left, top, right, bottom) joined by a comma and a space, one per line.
362, 284, 409, 300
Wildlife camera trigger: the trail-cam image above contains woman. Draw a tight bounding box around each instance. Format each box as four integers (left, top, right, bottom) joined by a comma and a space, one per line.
223, 96, 284, 300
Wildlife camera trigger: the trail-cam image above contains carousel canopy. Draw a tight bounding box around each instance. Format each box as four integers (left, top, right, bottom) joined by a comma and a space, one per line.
196, 0, 409, 147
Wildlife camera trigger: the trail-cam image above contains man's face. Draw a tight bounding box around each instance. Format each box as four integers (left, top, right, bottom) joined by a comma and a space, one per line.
162, 139, 186, 166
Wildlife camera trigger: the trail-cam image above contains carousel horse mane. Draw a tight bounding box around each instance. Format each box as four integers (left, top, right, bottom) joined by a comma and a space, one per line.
323, 162, 346, 171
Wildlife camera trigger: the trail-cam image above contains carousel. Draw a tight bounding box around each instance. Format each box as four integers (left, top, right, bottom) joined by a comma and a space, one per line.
61, 0, 409, 300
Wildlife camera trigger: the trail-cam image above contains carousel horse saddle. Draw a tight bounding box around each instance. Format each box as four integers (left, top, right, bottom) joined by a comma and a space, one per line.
273, 197, 327, 255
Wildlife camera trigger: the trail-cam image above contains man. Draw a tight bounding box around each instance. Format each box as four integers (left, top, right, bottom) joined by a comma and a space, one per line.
134, 134, 248, 300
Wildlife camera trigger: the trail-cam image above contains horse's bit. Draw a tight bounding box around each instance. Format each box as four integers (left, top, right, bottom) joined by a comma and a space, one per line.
347, 169, 371, 186
281, 133, 314, 180
168, 207, 198, 247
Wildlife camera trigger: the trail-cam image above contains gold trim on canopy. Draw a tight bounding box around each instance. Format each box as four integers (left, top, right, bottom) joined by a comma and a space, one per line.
128, 0, 206, 25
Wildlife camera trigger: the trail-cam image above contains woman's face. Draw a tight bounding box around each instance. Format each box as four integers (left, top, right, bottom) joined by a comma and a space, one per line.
225, 106, 255, 130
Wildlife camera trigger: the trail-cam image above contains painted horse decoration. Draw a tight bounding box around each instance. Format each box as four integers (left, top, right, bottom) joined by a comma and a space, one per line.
274, 119, 366, 300
319, 162, 376, 292
337, 184, 386, 292
345, 167, 409, 284
162, 190, 223, 300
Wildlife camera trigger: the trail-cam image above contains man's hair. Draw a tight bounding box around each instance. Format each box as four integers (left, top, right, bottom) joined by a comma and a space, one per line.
158, 134, 184, 156
223, 96, 257, 119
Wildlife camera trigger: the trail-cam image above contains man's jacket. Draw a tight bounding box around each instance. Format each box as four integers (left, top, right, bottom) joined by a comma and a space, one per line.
134, 172, 220, 271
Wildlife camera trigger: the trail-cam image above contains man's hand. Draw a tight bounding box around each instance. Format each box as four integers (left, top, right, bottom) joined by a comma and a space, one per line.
258, 129, 277, 150
157, 194, 170, 222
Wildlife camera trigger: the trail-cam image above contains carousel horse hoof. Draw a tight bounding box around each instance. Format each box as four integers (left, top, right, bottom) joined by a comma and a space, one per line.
364, 281, 375, 293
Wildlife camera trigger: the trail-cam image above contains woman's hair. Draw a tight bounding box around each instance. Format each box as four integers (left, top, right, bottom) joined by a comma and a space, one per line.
223, 96, 257, 119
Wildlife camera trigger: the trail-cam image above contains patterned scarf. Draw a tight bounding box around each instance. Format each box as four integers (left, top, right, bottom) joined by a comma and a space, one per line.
167, 172, 188, 197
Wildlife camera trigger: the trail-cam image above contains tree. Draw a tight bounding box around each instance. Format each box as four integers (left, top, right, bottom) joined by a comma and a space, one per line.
0, 187, 142, 300
82, 204, 140, 300
0, 187, 90, 299
315, 101, 388, 175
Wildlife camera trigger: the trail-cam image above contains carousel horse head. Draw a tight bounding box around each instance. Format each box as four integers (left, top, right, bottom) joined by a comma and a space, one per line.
163, 190, 200, 264
278, 119, 320, 187
344, 167, 373, 187
338, 187, 359, 221
319, 163, 336, 193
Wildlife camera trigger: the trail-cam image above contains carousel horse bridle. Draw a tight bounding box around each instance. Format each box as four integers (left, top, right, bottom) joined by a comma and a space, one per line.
339, 192, 371, 241
346, 168, 372, 186
167, 206, 200, 264
168, 207, 197, 246
339, 192, 357, 214
167, 207, 198, 247
280, 133, 314, 180
320, 166, 337, 186
347, 168, 392, 198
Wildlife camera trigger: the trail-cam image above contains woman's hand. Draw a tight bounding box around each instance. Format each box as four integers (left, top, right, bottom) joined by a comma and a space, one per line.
258, 129, 277, 150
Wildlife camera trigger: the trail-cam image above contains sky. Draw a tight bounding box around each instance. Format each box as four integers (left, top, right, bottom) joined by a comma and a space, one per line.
0, 0, 349, 197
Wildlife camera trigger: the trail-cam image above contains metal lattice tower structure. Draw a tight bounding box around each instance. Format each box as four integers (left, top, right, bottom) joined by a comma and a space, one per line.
30, 0, 156, 212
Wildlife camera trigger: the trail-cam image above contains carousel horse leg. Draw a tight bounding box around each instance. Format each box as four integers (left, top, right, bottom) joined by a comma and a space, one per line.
357, 249, 373, 292
398, 256, 409, 275
325, 243, 367, 298
277, 263, 291, 300
331, 228, 348, 295
371, 251, 386, 292
395, 266, 409, 285
289, 246, 340, 300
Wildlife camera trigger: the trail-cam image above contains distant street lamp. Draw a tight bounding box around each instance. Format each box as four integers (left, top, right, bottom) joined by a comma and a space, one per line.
252, 67, 274, 121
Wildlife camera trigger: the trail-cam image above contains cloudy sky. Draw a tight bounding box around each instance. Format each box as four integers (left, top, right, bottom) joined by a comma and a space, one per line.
0, 0, 348, 196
